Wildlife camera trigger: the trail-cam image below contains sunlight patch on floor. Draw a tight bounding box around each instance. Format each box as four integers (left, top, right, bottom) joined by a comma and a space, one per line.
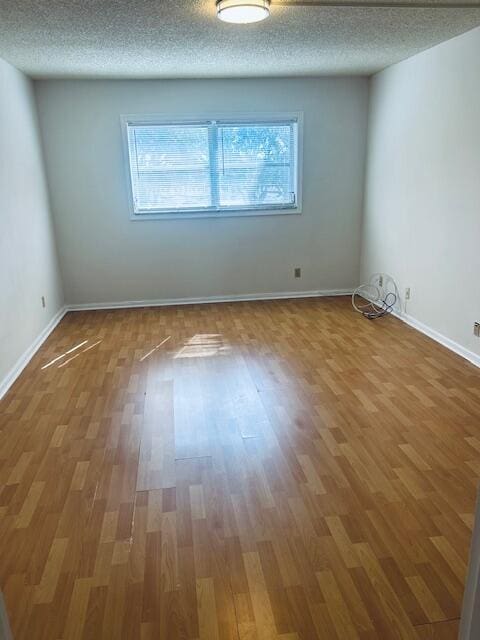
174, 334, 230, 359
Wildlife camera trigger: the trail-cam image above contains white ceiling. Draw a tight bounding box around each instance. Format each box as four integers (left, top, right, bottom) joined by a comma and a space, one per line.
0, 0, 478, 78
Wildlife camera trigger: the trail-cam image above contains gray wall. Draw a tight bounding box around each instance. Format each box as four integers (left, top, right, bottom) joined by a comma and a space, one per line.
0, 58, 63, 391
361, 26, 480, 359
35, 77, 368, 305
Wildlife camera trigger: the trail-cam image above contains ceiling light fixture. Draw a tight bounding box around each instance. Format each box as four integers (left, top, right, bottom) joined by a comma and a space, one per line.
216, 0, 271, 23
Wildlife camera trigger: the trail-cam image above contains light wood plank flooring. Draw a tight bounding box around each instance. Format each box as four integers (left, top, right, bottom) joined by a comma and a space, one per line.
1, 297, 479, 639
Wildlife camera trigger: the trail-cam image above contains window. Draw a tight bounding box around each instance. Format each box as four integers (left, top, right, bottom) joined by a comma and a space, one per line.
123, 115, 301, 219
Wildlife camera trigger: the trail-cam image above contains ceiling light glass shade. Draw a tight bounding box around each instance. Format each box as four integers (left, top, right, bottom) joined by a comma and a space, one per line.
216, 0, 271, 24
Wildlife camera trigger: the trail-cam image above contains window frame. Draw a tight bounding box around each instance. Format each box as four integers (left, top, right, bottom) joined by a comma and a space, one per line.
121, 112, 303, 221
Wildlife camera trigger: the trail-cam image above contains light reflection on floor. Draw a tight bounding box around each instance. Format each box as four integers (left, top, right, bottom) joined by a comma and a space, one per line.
140, 336, 171, 362
41, 340, 89, 369
41, 339, 102, 369
174, 334, 230, 359
42, 333, 230, 371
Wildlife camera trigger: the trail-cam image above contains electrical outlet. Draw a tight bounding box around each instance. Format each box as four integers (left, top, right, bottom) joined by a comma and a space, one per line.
41, 296, 46, 308
474, 322, 480, 337
378, 275, 383, 288
294, 267, 301, 279
405, 287, 411, 301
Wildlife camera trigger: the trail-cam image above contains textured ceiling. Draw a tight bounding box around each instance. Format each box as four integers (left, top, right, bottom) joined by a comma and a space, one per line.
0, 0, 478, 78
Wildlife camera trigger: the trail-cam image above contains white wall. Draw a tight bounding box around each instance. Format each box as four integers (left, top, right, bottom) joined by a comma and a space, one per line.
0, 58, 63, 391
361, 27, 480, 360
34, 78, 368, 305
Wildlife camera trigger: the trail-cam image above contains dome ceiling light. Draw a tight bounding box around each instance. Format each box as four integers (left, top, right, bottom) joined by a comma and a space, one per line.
216, 0, 271, 24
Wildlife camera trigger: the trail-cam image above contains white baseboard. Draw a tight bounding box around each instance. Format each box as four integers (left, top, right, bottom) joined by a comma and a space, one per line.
392, 308, 480, 369
0, 305, 67, 401
355, 289, 480, 369
66, 288, 354, 311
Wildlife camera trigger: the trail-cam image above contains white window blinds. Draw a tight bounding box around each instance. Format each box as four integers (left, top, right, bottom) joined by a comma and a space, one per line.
216, 123, 295, 209
127, 124, 211, 212
125, 117, 299, 216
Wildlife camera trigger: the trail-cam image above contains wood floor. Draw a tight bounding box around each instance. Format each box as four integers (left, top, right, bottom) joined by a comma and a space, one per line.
1, 297, 479, 639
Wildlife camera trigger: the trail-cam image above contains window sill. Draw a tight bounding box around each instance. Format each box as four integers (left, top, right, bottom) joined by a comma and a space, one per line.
129, 207, 301, 221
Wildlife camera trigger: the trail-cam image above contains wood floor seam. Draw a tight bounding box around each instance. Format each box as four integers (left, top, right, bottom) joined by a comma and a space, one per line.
413, 616, 461, 627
